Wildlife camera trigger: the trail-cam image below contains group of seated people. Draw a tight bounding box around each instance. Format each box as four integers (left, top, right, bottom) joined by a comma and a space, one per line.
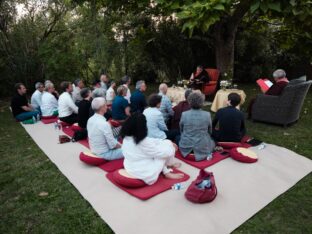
11, 68, 289, 185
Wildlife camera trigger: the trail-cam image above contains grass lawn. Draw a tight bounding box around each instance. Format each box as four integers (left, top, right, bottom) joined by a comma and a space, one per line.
0, 83, 311, 233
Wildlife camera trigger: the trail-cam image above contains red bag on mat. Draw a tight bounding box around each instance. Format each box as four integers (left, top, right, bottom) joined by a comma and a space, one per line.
185, 169, 217, 203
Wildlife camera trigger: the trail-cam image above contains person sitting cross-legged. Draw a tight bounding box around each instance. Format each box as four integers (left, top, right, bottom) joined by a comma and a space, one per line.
31, 82, 44, 113
87, 97, 123, 160
171, 89, 192, 130
11, 83, 40, 121
112, 85, 131, 122
179, 91, 215, 161
121, 75, 131, 103
212, 93, 246, 142
72, 78, 85, 105
41, 82, 58, 117
143, 94, 180, 143
78, 88, 92, 129
121, 113, 184, 185
130, 80, 147, 114
106, 80, 116, 105
158, 83, 174, 125
58, 81, 78, 124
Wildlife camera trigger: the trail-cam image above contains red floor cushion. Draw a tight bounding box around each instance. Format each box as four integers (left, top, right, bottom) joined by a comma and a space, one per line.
41, 115, 57, 119
79, 152, 107, 166
230, 147, 258, 163
112, 169, 146, 188
217, 142, 243, 149
109, 119, 121, 127
71, 123, 83, 132
59, 121, 73, 128
184, 153, 196, 161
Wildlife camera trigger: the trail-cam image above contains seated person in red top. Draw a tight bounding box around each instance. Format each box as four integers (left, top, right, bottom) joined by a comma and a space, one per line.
189, 65, 210, 90
171, 89, 192, 130
265, 69, 289, 95
212, 93, 246, 142
11, 83, 40, 121
247, 69, 289, 118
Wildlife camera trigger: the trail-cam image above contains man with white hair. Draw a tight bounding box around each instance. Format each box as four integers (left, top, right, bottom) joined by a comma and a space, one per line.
87, 97, 123, 160
130, 80, 147, 113
41, 82, 58, 117
158, 83, 174, 124
31, 82, 44, 112
247, 69, 289, 118
72, 79, 85, 104
266, 69, 289, 96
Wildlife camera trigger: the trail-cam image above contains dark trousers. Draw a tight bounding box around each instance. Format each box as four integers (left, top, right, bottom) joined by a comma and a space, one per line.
212, 129, 242, 143
60, 113, 78, 124
165, 129, 180, 144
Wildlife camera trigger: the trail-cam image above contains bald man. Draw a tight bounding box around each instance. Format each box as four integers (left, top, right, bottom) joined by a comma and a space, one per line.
158, 83, 174, 124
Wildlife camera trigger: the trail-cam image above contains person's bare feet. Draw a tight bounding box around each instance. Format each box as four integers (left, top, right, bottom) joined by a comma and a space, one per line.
167, 162, 182, 169
164, 172, 184, 180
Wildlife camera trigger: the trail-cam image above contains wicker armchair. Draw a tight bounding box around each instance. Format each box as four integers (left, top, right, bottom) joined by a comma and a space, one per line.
251, 80, 312, 126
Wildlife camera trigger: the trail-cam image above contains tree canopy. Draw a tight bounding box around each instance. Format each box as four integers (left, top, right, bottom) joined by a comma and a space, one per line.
0, 0, 311, 96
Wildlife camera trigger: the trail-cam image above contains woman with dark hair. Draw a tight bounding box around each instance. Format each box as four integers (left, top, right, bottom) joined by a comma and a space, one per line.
179, 91, 215, 161
121, 113, 184, 185
143, 94, 180, 143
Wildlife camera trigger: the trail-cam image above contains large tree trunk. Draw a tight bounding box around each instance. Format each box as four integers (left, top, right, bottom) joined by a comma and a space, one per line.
213, 0, 252, 80
214, 21, 236, 79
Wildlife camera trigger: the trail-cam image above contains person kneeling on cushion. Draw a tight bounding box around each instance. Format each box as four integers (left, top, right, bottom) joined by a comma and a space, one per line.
212, 93, 246, 142
87, 97, 123, 160
121, 113, 183, 185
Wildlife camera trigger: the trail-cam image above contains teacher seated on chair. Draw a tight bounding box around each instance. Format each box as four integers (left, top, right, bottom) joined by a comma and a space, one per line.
179, 91, 215, 161
87, 97, 123, 160
189, 65, 210, 90
212, 93, 246, 142
121, 113, 183, 185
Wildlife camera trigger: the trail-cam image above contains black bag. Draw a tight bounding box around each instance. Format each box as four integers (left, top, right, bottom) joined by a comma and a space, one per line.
72, 129, 88, 142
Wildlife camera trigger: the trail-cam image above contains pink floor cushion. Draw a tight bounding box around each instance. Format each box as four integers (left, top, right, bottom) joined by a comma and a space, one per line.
106, 168, 190, 200
175, 150, 230, 169
112, 169, 146, 188
230, 147, 258, 163
71, 123, 83, 132
79, 151, 107, 166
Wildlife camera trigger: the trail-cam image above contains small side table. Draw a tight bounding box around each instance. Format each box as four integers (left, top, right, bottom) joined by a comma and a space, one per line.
211, 89, 246, 112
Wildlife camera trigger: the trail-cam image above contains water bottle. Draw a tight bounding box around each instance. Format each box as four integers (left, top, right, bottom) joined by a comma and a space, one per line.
36, 113, 40, 122
197, 179, 211, 189
258, 143, 266, 150
207, 153, 213, 161
171, 183, 184, 190
32, 116, 36, 123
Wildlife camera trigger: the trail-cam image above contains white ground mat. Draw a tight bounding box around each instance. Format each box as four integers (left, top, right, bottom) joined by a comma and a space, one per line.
22, 122, 312, 234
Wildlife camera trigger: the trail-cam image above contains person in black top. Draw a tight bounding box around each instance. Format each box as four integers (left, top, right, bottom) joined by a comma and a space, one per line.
130, 80, 147, 113
212, 93, 246, 142
189, 65, 210, 90
11, 83, 40, 121
78, 88, 92, 129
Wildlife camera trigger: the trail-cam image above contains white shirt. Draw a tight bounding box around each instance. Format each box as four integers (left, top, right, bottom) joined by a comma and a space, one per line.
106, 87, 115, 104
31, 90, 42, 109
72, 87, 82, 103
122, 136, 175, 185
58, 92, 78, 118
143, 107, 168, 139
41, 92, 58, 116
87, 113, 118, 155
123, 84, 131, 103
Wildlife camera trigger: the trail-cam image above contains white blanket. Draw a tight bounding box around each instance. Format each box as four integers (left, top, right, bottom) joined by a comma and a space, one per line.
22, 122, 312, 234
